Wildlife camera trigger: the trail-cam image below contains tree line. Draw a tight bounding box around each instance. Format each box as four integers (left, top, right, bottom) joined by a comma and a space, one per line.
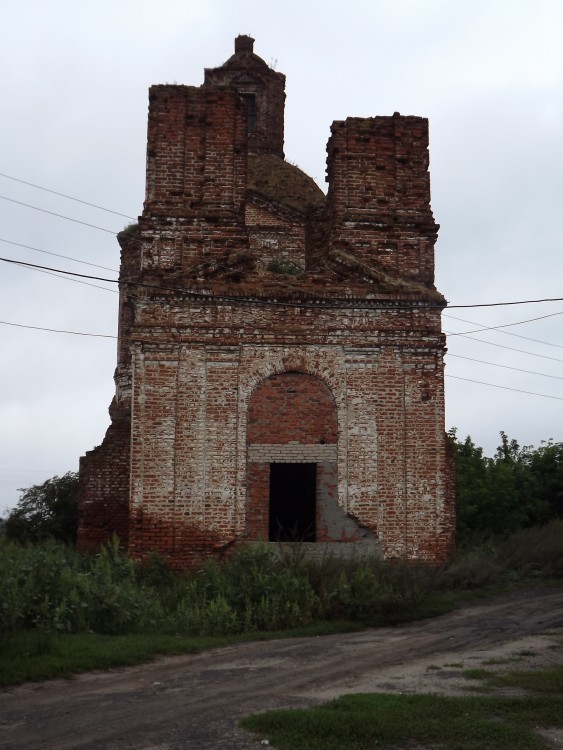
2, 432, 563, 546
450, 430, 563, 541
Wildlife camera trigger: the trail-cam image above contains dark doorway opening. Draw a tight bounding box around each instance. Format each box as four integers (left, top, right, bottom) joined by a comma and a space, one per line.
269, 463, 316, 542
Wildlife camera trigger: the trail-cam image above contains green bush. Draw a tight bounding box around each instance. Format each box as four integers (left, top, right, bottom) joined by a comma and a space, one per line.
0, 537, 162, 634
2, 522, 563, 639
438, 518, 563, 590
169, 544, 319, 635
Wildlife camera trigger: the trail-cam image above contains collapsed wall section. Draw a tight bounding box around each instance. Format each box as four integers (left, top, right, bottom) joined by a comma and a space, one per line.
77, 414, 131, 551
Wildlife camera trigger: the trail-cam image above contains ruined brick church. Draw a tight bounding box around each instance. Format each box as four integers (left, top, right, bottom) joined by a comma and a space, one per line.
78, 36, 455, 566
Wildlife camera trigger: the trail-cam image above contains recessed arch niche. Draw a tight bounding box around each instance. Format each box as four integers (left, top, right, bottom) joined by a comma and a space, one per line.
245, 371, 338, 542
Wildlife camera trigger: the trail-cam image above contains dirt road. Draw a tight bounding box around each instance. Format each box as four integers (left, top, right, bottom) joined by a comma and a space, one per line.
1, 586, 562, 749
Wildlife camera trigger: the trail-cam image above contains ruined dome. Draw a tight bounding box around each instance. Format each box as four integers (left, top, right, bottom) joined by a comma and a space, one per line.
247, 153, 325, 213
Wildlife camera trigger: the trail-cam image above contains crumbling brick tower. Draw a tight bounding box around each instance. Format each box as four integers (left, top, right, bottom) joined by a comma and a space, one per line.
78, 36, 455, 566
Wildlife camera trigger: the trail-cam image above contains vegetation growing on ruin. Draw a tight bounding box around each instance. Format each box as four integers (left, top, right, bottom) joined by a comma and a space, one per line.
1, 519, 563, 685
449, 430, 563, 540
0, 430, 562, 686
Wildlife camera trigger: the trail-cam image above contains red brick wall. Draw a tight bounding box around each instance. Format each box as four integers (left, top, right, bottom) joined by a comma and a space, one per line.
246, 372, 339, 542
246, 463, 270, 539
144, 86, 248, 219
247, 372, 337, 444
78, 38, 455, 567
326, 115, 438, 286
77, 414, 130, 551
204, 35, 286, 158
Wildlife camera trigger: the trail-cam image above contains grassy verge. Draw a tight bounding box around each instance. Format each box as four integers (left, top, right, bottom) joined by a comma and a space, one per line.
242, 662, 563, 749
462, 663, 563, 693
241, 691, 563, 750
0, 620, 364, 687
1, 521, 562, 688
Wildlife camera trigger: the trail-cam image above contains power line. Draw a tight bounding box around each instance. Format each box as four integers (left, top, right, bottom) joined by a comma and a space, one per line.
0, 175, 561, 311
450, 296, 563, 309
0, 171, 136, 220
4, 317, 562, 403
2, 253, 118, 292
444, 313, 563, 349
2, 255, 563, 312
0, 319, 116, 338
0, 237, 117, 273
446, 374, 563, 401
445, 332, 563, 364
445, 309, 563, 338
0, 195, 118, 234
2, 257, 118, 283
447, 354, 563, 380
27, 265, 118, 293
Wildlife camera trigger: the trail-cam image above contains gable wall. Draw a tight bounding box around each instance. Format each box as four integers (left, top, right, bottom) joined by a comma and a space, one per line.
120, 296, 451, 567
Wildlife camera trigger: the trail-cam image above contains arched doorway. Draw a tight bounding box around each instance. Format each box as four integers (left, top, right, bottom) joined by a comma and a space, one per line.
246, 371, 338, 542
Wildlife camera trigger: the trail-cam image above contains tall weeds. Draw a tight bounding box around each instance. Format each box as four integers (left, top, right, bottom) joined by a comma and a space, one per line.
1, 520, 562, 638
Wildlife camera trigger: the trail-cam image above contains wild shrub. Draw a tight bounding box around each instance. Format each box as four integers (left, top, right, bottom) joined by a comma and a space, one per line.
497, 519, 563, 577
0, 538, 79, 631
0, 537, 162, 634
438, 518, 563, 590
437, 541, 505, 590
313, 557, 430, 623
2, 522, 562, 639
169, 544, 319, 634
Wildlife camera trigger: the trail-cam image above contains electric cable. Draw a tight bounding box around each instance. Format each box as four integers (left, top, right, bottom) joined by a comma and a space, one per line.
0, 236, 118, 273
444, 331, 563, 364
2, 255, 563, 311
445, 309, 563, 338
0, 195, 118, 234
447, 354, 563, 380
446, 375, 563, 401
444, 313, 563, 349
0, 171, 136, 220
0, 320, 116, 338
26, 265, 118, 293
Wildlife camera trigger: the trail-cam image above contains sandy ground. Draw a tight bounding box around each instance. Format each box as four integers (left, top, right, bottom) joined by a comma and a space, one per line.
1, 586, 562, 749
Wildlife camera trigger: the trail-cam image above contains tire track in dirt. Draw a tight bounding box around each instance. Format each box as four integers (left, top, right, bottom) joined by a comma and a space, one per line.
1, 586, 562, 750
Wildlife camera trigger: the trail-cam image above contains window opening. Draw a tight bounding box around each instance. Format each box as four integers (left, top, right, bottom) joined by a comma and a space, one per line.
269, 463, 316, 542
240, 93, 257, 133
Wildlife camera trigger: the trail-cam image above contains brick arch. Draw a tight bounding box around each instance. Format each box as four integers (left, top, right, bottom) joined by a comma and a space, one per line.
240, 353, 342, 411
247, 371, 337, 445
236, 354, 350, 526
245, 371, 339, 542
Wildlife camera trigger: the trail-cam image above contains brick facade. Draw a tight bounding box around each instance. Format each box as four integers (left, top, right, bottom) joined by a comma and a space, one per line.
78, 36, 455, 567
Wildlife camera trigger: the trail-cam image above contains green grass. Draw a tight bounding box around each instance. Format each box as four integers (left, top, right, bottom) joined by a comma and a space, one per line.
241, 692, 563, 750
463, 668, 494, 680
464, 664, 563, 693
482, 656, 524, 665
1, 522, 563, 689
0, 620, 364, 687
0, 631, 216, 685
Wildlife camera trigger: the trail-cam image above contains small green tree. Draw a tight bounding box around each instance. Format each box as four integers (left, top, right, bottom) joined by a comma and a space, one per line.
525, 439, 563, 523
451, 429, 563, 543
5, 472, 79, 545
449, 429, 492, 539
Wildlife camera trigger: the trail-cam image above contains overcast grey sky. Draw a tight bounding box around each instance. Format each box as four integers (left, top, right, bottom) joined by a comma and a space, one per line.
1, 0, 562, 513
